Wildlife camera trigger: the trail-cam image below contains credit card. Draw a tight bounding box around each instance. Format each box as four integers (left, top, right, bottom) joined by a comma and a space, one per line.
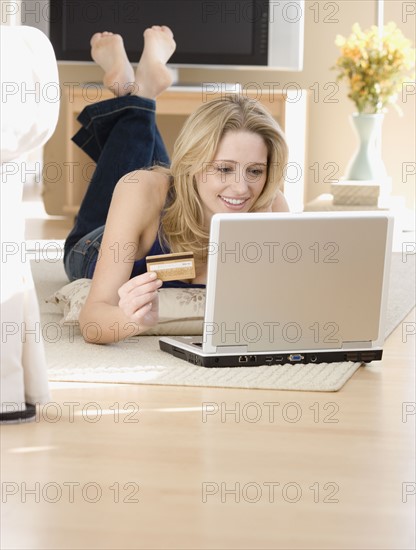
146, 251, 196, 282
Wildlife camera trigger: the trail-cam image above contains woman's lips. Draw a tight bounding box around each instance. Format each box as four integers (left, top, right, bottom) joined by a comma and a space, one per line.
219, 195, 249, 210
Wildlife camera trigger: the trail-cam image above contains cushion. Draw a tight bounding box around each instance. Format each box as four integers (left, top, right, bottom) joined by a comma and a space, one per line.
46, 279, 205, 335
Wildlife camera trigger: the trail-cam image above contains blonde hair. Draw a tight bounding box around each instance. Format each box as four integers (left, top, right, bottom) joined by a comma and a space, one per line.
157, 94, 288, 265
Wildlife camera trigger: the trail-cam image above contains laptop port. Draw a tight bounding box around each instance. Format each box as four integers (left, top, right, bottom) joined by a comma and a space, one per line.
249, 356, 256, 362
288, 354, 304, 362
265, 356, 273, 364
239, 356, 248, 363
275, 356, 284, 362
310, 354, 318, 363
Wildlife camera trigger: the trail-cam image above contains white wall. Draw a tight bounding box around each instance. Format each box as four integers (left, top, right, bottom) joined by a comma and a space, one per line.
0, 0, 21, 25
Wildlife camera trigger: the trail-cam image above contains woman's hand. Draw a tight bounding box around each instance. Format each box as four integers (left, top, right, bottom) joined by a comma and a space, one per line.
118, 271, 162, 327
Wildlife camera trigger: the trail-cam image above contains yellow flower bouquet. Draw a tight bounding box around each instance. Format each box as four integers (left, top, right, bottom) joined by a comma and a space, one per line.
333, 22, 415, 114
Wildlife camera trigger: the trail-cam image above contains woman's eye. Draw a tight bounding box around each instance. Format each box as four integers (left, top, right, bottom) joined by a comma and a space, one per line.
248, 168, 264, 177
217, 166, 233, 174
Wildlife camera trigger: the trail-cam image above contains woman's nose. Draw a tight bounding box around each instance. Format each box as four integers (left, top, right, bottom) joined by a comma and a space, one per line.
229, 169, 250, 193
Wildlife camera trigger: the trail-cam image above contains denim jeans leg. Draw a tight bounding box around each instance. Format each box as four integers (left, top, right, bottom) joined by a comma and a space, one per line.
64, 226, 105, 281
64, 95, 170, 266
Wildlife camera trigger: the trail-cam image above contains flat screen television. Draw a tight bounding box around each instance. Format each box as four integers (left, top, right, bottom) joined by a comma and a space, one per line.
30, 0, 304, 71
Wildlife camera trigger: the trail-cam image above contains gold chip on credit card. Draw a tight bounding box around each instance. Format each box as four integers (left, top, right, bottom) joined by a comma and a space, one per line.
146, 251, 196, 282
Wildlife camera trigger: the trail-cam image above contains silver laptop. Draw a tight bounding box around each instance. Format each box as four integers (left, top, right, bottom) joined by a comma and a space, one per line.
159, 212, 394, 367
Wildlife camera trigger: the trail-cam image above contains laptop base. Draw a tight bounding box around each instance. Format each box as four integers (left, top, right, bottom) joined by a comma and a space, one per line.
159, 340, 382, 368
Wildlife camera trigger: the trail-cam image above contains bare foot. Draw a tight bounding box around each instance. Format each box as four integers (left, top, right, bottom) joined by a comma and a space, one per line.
134, 26, 176, 99
90, 32, 135, 96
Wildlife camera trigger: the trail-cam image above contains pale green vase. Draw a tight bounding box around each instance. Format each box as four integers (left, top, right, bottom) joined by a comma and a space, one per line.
346, 113, 388, 181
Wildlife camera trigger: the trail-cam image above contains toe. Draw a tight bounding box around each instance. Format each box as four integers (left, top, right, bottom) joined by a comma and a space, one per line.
161, 26, 174, 38
90, 32, 103, 45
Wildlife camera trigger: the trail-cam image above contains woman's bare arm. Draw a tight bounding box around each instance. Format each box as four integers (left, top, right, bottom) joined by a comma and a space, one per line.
79, 170, 169, 344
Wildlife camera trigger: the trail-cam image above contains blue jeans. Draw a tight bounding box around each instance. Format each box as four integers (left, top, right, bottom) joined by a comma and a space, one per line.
63, 95, 170, 281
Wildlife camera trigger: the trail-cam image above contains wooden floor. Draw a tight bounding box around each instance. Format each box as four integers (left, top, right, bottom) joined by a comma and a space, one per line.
1, 310, 415, 549
1, 182, 415, 549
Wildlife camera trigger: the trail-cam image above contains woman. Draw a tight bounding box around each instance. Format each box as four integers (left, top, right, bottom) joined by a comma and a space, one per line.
64, 26, 289, 344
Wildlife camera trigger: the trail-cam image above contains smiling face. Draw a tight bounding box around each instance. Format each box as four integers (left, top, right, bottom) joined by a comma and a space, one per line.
195, 130, 268, 225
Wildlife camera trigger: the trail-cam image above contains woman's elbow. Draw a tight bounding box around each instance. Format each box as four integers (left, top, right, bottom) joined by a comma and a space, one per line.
78, 305, 106, 344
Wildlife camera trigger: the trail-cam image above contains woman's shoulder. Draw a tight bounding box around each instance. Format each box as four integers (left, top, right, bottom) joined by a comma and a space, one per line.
113, 169, 171, 210
116, 168, 170, 192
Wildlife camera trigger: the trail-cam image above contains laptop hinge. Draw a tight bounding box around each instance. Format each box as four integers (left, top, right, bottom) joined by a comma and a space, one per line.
342, 341, 372, 349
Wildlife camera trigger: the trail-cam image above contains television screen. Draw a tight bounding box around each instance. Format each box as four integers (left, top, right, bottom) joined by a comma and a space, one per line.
26, 0, 304, 70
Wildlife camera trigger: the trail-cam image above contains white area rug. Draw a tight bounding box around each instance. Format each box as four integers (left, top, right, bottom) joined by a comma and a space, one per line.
32, 248, 415, 392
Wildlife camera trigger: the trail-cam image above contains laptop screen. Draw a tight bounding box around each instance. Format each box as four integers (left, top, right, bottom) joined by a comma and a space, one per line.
203, 212, 392, 353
